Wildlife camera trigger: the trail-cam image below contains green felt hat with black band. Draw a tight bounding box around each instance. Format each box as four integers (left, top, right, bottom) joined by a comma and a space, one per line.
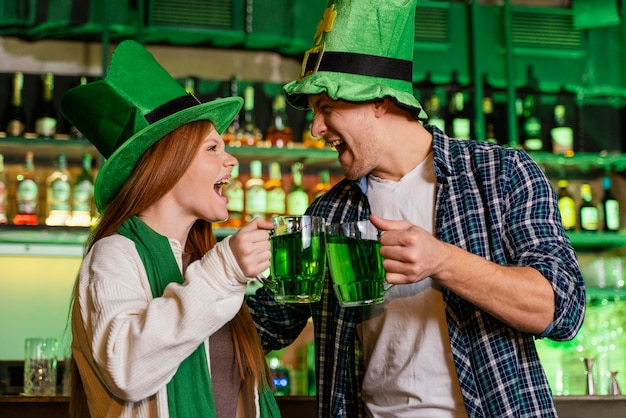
283, 0, 427, 120
61, 40, 243, 212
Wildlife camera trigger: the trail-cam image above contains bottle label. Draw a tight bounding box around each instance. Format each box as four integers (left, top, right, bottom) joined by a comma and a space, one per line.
605, 200, 620, 231
524, 117, 542, 150
0, 180, 6, 222
36, 117, 57, 137
245, 187, 267, 219
17, 178, 38, 214
51, 180, 71, 211
226, 187, 244, 213
7, 120, 25, 137
428, 117, 446, 134
524, 117, 542, 136
580, 207, 599, 231
551, 127, 573, 154
287, 190, 309, 216
266, 189, 286, 215
452, 118, 470, 139
73, 180, 94, 212
558, 197, 576, 229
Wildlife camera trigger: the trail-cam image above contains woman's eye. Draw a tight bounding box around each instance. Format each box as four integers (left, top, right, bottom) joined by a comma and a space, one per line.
207, 145, 217, 152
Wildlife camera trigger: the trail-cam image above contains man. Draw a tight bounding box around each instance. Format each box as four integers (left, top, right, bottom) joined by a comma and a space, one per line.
248, 1, 585, 417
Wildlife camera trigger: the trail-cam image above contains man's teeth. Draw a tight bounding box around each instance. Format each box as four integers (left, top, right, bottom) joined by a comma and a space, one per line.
328, 139, 343, 147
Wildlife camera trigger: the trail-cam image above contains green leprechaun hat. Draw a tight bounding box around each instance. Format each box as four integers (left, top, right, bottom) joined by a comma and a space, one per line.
61, 40, 243, 212
283, 0, 427, 120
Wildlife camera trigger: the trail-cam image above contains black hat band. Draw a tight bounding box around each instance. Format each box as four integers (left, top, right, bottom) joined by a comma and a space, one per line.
300, 49, 412, 82
145, 94, 201, 124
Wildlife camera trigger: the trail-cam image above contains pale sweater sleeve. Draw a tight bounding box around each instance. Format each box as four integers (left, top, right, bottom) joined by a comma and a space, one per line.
77, 234, 247, 402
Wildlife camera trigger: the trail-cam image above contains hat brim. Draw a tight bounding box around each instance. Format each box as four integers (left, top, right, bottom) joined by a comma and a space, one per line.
284, 72, 427, 120
95, 96, 243, 211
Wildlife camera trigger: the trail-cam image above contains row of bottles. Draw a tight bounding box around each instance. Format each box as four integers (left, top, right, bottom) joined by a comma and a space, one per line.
422, 83, 575, 154
414, 66, 626, 154
219, 77, 326, 150
0, 151, 95, 226
556, 176, 621, 233
0, 150, 335, 229
0, 71, 327, 149
216, 160, 332, 229
1, 72, 86, 140
4, 69, 625, 154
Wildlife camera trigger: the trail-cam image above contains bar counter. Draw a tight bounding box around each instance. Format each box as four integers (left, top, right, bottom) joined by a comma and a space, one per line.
0, 395, 317, 418
2, 395, 626, 417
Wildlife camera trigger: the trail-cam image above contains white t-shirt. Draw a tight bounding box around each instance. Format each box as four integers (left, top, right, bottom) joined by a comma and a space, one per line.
359, 152, 467, 417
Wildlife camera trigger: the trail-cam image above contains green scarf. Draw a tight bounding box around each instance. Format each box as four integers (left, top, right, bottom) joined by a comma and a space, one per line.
118, 216, 281, 418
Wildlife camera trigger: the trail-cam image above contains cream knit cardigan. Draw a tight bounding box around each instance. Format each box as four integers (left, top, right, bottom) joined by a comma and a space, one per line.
71, 234, 260, 418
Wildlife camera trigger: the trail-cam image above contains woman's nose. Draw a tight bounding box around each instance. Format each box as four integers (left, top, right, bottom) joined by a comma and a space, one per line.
225, 153, 238, 168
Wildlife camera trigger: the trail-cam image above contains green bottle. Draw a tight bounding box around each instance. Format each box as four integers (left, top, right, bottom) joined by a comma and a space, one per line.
579, 183, 598, 232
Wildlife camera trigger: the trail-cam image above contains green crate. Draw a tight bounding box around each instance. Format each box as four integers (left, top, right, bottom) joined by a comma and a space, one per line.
244, 0, 290, 50
50, 0, 138, 40
413, 1, 470, 85
143, 0, 245, 46
0, 0, 35, 34
21, 0, 73, 39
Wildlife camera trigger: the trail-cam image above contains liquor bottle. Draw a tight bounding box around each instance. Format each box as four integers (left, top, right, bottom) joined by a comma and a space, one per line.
266, 95, 294, 149
579, 183, 598, 232
550, 104, 574, 155
69, 76, 88, 139
556, 179, 576, 231
0, 154, 7, 224
520, 93, 542, 151
35, 72, 57, 139
287, 162, 309, 216
483, 96, 498, 144
222, 76, 241, 146
265, 162, 286, 219
302, 110, 325, 149
240, 86, 263, 147
69, 153, 94, 227
13, 151, 39, 225
601, 176, 620, 232
425, 94, 446, 133
220, 163, 244, 229
446, 91, 471, 139
45, 153, 72, 226
311, 169, 332, 201
6, 72, 26, 137
244, 160, 267, 222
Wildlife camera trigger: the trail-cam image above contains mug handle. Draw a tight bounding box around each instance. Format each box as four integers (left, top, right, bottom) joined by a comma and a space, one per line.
256, 227, 278, 292
256, 273, 278, 293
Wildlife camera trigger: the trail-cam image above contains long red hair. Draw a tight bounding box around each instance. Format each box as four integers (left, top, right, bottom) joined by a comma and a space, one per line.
69, 120, 270, 417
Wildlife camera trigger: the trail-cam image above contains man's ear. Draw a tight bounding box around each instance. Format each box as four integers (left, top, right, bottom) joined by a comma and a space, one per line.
372, 97, 390, 117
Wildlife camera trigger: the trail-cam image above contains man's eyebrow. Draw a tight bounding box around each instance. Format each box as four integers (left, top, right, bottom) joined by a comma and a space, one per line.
310, 96, 323, 108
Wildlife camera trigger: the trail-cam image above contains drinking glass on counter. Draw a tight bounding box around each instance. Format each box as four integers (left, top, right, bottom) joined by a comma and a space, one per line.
23, 337, 58, 396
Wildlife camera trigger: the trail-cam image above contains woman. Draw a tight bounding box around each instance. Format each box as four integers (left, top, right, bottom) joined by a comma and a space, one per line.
61, 40, 280, 417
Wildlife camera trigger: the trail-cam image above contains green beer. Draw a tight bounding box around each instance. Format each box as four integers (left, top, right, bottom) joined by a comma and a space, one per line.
270, 230, 326, 303
326, 235, 385, 307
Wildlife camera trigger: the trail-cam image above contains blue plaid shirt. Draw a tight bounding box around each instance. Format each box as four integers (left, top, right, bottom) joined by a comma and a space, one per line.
247, 127, 586, 417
